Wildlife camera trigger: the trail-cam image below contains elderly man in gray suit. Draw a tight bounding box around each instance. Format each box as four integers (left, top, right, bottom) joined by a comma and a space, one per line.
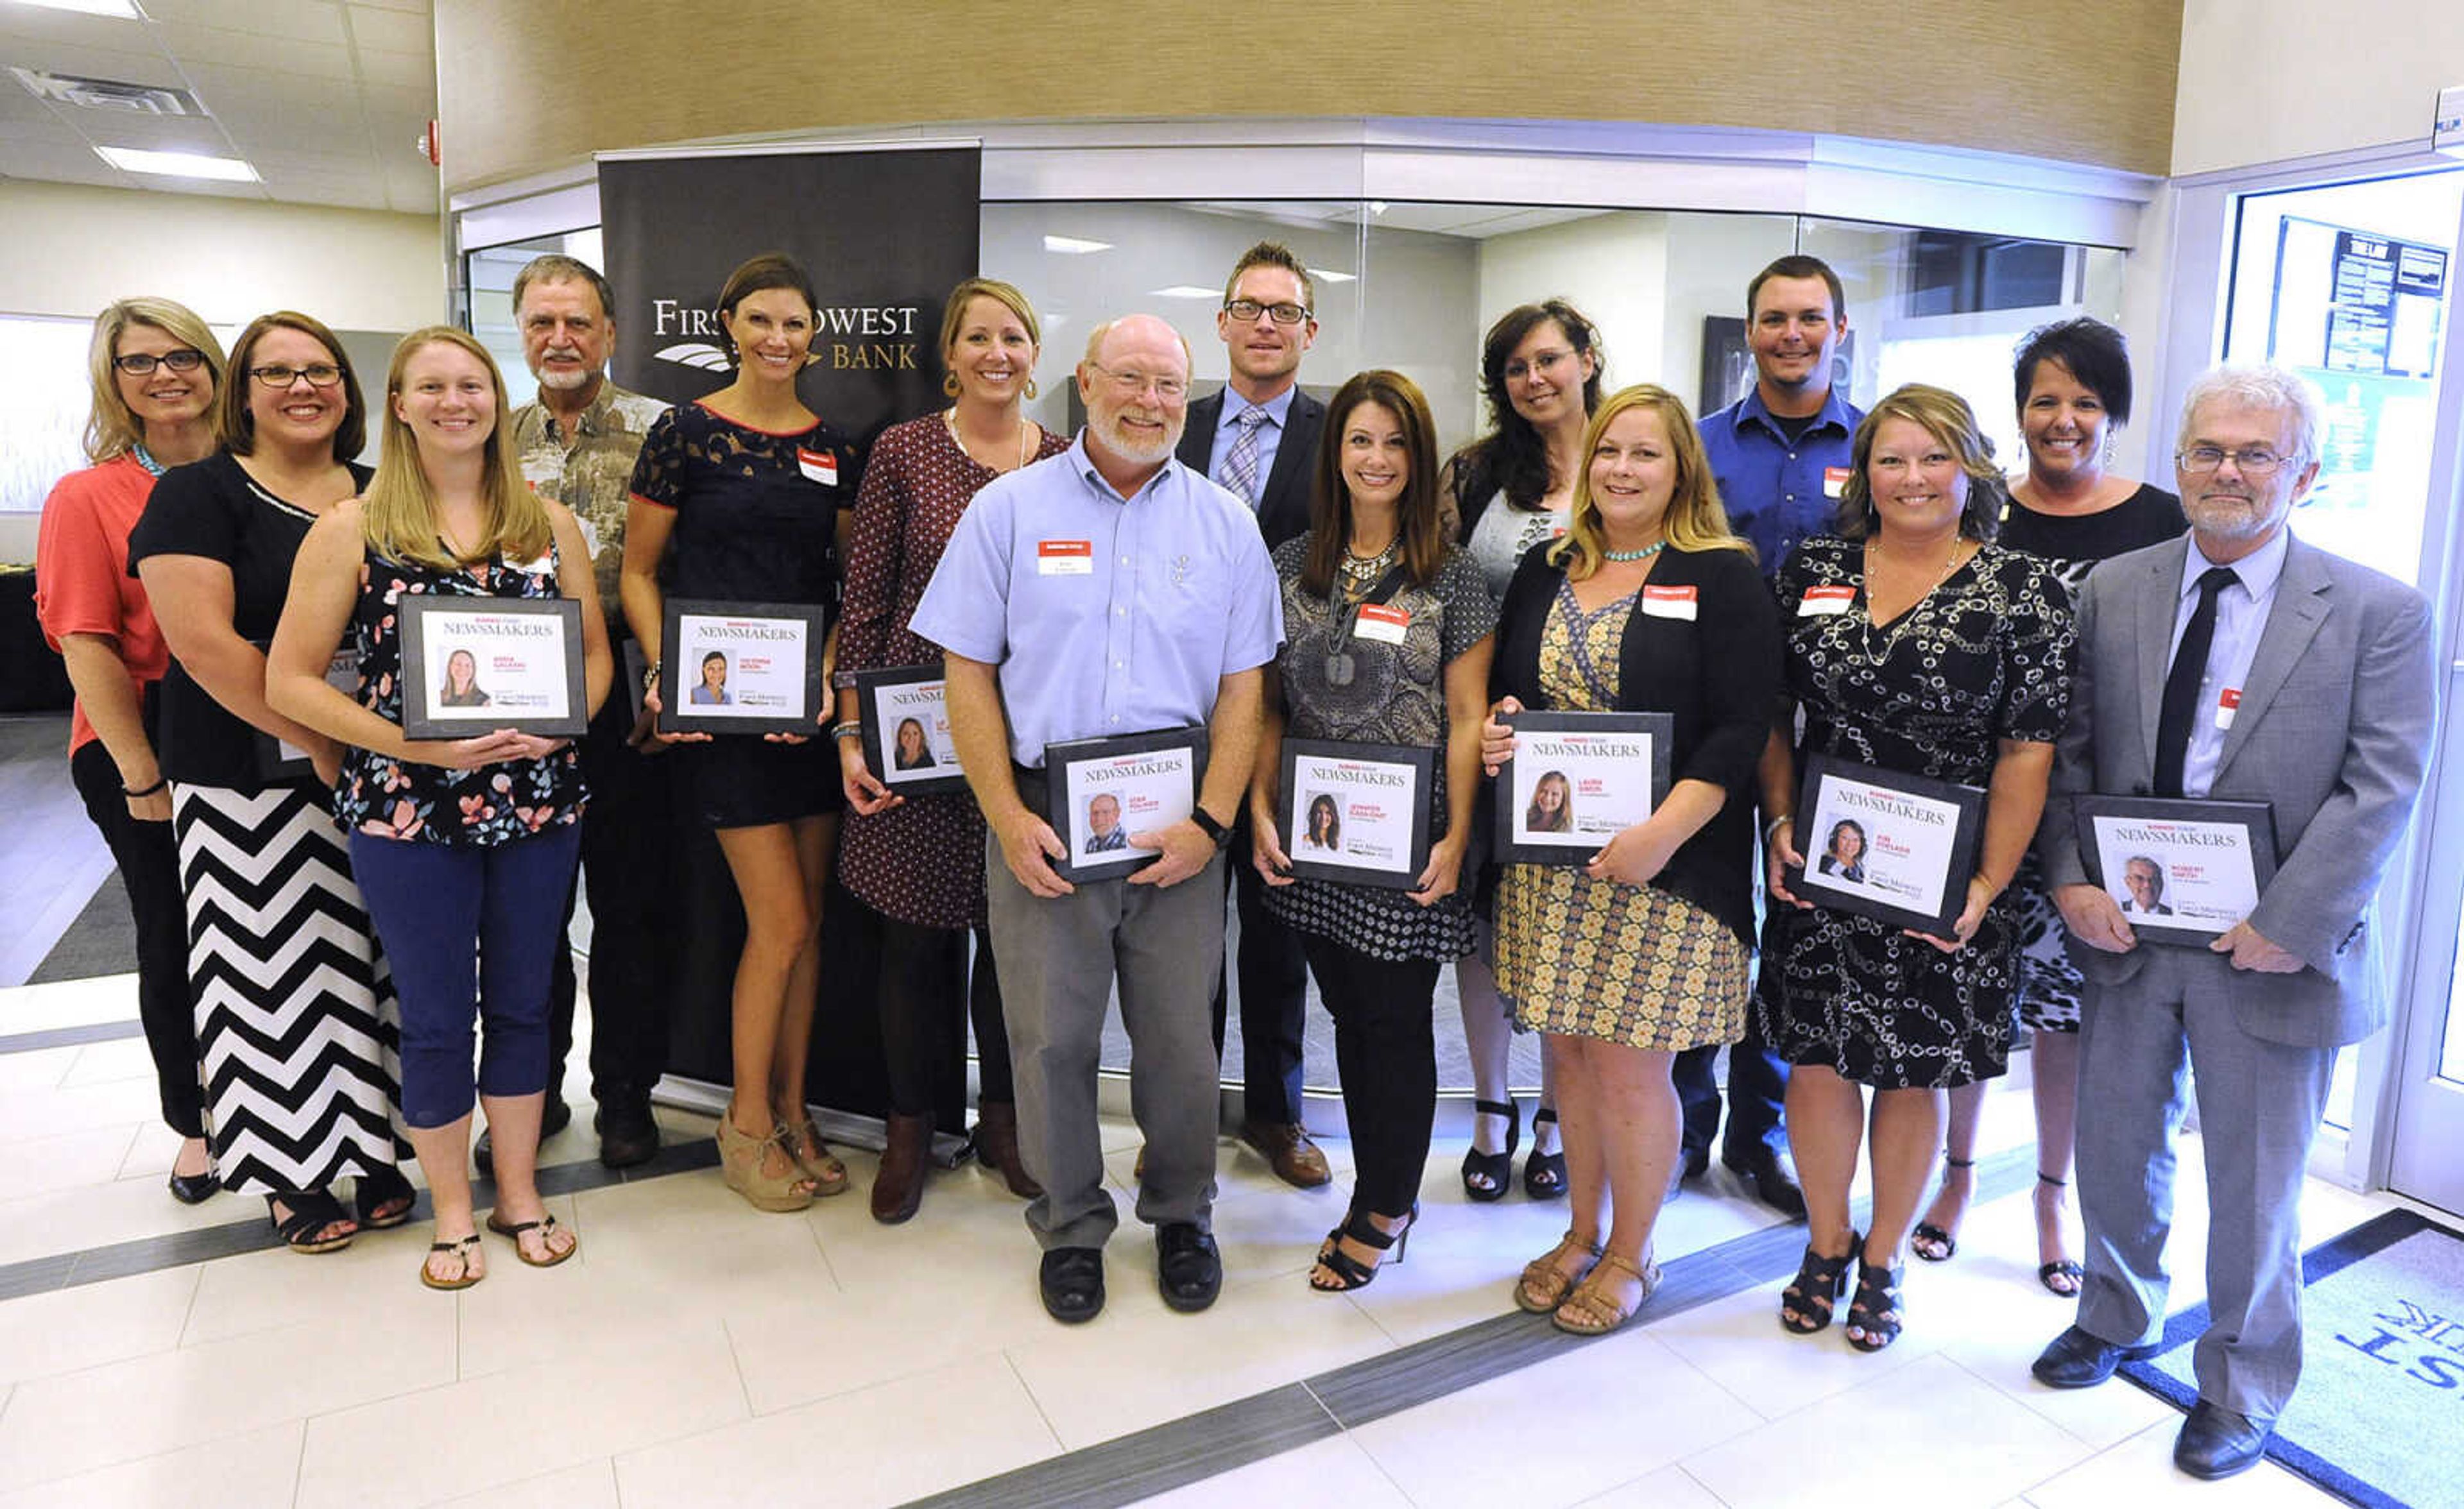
2028, 364, 2436, 1480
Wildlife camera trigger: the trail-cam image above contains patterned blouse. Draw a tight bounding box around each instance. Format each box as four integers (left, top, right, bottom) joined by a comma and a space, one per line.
334, 545, 588, 848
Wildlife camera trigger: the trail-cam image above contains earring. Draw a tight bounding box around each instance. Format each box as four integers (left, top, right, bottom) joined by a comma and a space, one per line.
1025, 377, 1038, 400
943, 371, 962, 398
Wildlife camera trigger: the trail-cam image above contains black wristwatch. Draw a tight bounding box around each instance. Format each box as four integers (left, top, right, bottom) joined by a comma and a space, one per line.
1190, 806, 1232, 850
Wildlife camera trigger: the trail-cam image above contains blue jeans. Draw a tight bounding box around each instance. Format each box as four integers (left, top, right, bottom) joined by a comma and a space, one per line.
349, 824, 583, 1129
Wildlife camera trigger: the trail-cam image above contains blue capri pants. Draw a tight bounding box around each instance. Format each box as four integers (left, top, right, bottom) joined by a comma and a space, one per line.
348, 824, 583, 1129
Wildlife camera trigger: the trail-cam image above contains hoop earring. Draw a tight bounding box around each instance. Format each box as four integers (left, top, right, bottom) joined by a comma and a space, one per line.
943, 372, 962, 398
1025, 377, 1038, 400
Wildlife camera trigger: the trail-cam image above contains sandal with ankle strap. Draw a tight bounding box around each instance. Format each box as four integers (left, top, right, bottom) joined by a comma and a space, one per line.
1780, 1231, 1858, 1334
777, 1116, 851, 1196
1523, 1107, 1567, 1200
266, 1191, 355, 1254
1552, 1250, 1661, 1336
1912, 1155, 1974, 1262
715, 1112, 814, 1212
1516, 1229, 1604, 1314
1845, 1252, 1906, 1352
2035, 1172, 2084, 1295
355, 1165, 416, 1230
1460, 1099, 1518, 1203
420, 1233, 483, 1291
1310, 1204, 1416, 1293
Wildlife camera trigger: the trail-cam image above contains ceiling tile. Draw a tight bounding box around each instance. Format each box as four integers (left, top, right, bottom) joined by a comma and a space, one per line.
345, 6, 431, 54
148, 21, 350, 76
0, 137, 126, 182
352, 44, 430, 89
77, 113, 237, 156
139, 0, 348, 45
0, 39, 185, 89
358, 80, 431, 117
0, 8, 155, 51
0, 115, 81, 143
181, 60, 360, 114
0, 84, 64, 124
254, 168, 388, 209
353, 0, 432, 13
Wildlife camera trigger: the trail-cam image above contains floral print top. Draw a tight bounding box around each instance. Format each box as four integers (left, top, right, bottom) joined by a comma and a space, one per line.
334, 545, 588, 847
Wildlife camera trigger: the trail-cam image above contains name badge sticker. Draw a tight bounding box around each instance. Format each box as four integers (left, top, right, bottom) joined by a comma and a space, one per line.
1353, 602, 1410, 645
1037, 540, 1094, 576
2216, 687, 2241, 729
1641, 584, 1698, 620
1823, 466, 1851, 499
797, 448, 838, 486
1800, 584, 1856, 617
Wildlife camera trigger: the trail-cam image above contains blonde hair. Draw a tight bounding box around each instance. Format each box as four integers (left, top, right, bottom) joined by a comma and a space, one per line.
1552, 384, 1750, 579
358, 327, 552, 571
83, 297, 225, 464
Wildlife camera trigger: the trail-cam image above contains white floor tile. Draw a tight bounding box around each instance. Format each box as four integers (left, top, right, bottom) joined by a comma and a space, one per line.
1125, 1433, 1409, 1508
424, 1458, 620, 1509
2022, 1414, 2338, 1508
0, 1265, 198, 1388
1573, 1463, 1730, 1508
0, 1122, 140, 1202
0, 1419, 302, 1509
182, 1215, 468, 1348
56, 1035, 157, 1088
0, 975, 143, 1035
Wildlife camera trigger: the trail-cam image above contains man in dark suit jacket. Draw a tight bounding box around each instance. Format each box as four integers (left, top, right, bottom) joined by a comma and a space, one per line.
2028, 364, 2435, 1482
1173, 240, 1330, 1188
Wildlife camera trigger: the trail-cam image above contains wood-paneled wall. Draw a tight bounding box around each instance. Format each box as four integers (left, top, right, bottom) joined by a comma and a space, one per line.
436, 1, 2182, 194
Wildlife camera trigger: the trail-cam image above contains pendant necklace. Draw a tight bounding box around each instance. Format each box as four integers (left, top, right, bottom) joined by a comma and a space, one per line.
1327, 535, 1399, 688
946, 408, 1032, 472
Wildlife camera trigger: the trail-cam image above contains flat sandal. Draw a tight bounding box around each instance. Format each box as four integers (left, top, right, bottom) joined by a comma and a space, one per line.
1552, 1250, 1661, 1336
1516, 1229, 1604, 1313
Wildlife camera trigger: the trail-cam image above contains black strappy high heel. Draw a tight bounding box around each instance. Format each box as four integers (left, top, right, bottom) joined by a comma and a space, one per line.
1460, 1099, 1518, 1203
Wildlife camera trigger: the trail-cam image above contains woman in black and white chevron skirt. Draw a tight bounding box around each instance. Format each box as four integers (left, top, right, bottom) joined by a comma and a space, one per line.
130, 311, 413, 1255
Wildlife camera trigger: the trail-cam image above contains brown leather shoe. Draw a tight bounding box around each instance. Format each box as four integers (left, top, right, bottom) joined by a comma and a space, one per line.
871, 1111, 933, 1225
1240, 1120, 1331, 1188
973, 1100, 1042, 1199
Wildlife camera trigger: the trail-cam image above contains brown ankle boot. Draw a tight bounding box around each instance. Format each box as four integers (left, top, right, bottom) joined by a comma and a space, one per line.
974, 1099, 1042, 1199
871, 1112, 933, 1224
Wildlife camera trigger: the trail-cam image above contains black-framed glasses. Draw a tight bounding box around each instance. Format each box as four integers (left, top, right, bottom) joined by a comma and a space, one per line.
249, 363, 345, 389
1224, 298, 1311, 326
112, 350, 207, 376
2177, 445, 2294, 477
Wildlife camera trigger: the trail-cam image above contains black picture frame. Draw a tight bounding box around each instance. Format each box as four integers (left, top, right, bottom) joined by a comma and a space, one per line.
398, 596, 586, 740
659, 598, 829, 737
1788, 753, 1987, 938
1042, 726, 1208, 883
2072, 794, 2281, 948
255, 644, 361, 782
1493, 710, 1674, 866
855, 665, 968, 797
1276, 737, 1436, 891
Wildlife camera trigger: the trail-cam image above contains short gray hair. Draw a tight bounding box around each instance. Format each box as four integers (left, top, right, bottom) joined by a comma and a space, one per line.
2177, 364, 2323, 463
511, 254, 613, 323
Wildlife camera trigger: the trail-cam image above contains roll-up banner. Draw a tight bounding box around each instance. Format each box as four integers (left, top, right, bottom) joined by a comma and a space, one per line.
597, 142, 982, 1132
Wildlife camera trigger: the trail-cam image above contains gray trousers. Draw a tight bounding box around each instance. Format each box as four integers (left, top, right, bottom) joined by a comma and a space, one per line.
2073, 945, 2337, 1425
984, 824, 1226, 1251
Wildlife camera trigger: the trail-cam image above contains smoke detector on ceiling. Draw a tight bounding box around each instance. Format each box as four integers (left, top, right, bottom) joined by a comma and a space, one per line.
11, 67, 206, 117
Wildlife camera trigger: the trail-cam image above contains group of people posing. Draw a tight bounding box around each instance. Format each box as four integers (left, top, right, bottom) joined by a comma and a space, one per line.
35, 241, 2431, 1484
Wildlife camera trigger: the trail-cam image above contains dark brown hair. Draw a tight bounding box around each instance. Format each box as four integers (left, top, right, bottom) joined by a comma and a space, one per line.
1303, 369, 1446, 597
216, 311, 366, 461
1448, 299, 1604, 518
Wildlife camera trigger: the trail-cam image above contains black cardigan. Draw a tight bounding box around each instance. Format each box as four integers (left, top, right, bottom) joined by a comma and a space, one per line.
1489, 539, 1782, 944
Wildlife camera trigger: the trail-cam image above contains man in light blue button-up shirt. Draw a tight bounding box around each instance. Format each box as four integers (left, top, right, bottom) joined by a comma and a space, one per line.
911, 312, 1281, 1324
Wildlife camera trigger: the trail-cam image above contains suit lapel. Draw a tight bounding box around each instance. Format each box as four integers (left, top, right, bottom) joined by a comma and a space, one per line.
1256, 391, 1321, 536
1176, 390, 1222, 475
2215, 536, 2331, 779
2134, 538, 2189, 781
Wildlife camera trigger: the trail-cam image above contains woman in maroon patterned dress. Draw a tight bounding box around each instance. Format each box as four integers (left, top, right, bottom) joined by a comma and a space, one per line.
833, 278, 1066, 1223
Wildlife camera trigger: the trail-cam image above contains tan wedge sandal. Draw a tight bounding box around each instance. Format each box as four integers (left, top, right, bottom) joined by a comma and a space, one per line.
716, 1111, 816, 1212
776, 1116, 851, 1197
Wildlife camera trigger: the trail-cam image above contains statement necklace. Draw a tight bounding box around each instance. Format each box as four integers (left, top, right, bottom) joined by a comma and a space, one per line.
1338, 537, 1399, 598
1602, 541, 1665, 563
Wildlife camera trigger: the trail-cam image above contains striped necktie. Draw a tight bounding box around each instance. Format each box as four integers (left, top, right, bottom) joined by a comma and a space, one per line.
1217, 405, 1267, 507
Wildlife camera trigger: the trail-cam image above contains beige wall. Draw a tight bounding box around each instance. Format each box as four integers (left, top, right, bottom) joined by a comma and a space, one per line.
436, 1, 2184, 193
2173, 0, 2464, 175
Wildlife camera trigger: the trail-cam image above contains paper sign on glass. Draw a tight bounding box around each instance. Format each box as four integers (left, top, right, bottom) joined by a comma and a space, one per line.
855, 666, 967, 796
1493, 710, 1673, 866
1043, 727, 1206, 882
398, 596, 585, 740
1277, 738, 1435, 891
658, 598, 828, 737
1789, 754, 1986, 937
2073, 796, 2280, 948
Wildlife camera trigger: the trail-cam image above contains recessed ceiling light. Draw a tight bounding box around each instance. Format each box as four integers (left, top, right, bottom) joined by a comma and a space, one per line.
96, 146, 261, 182
15, 0, 141, 16
1043, 235, 1112, 255
1149, 286, 1219, 300
1313, 269, 1356, 283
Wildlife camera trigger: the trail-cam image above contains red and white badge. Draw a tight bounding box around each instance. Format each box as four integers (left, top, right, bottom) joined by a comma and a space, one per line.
797, 447, 837, 486
1354, 602, 1411, 645
1799, 584, 1856, 617
1641, 583, 1698, 620
1823, 466, 1851, 499
1036, 539, 1093, 576
2215, 686, 2241, 730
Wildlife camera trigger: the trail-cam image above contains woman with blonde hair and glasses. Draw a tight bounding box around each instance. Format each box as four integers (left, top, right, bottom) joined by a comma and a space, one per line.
35, 297, 223, 1206
270, 326, 610, 1287
1759, 384, 2072, 1352
1480, 384, 1779, 1333
130, 312, 413, 1253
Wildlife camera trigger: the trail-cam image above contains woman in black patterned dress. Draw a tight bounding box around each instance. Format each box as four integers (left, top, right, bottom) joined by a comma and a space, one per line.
1250, 370, 1495, 1290
1759, 384, 2073, 1352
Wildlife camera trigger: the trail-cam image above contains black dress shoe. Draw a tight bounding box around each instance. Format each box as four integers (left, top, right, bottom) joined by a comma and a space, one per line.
2030, 1325, 2159, 1389
1156, 1222, 1222, 1313
167, 1167, 220, 1204
594, 1094, 661, 1170
2174, 1401, 2268, 1479
474, 1096, 572, 1180
1723, 1147, 1807, 1218
1039, 1247, 1106, 1324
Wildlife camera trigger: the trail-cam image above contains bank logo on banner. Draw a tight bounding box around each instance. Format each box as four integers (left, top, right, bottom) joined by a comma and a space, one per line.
653, 341, 731, 372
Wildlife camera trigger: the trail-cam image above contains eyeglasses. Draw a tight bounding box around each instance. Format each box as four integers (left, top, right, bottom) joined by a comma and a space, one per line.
1503, 348, 1579, 381
1086, 362, 1188, 400
112, 350, 207, 376
1223, 298, 1311, 327
2177, 445, 2295, 476
249, 363, 345, 389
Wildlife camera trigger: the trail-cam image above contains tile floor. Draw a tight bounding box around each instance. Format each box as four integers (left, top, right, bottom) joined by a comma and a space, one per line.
0, 969, 2400, 1508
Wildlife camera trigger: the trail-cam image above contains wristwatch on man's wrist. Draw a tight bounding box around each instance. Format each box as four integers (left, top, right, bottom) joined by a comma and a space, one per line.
1190, 806, 1232, 850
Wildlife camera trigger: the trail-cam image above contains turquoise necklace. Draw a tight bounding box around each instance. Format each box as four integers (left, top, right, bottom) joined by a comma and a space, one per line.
1602, 541, 1665, 563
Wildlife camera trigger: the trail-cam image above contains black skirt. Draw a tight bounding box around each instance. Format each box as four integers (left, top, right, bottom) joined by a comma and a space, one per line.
683, 733, 842, 829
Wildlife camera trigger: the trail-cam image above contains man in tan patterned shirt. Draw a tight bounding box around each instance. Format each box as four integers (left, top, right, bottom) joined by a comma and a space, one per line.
481, 253, 674, 1176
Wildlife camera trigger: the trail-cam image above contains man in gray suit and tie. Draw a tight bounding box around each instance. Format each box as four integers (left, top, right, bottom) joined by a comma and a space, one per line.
2028, 364, 2436, 1480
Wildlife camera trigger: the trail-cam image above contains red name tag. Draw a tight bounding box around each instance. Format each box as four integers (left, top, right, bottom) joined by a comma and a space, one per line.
1800, 584, 1856, 615
796, 447, 837, 486
1354, 602, 1410, 644
2217, 686, 2242, 729
1037, 540, 1093, 575
1822, 466, 1851, 497
1641, 584, 1698, 620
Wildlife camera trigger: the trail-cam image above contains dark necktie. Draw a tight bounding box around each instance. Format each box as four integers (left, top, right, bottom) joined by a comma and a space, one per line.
2153, 565, 2237, 799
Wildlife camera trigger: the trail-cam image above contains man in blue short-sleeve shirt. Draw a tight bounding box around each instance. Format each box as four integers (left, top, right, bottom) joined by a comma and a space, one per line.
911, 312, 1280, 1326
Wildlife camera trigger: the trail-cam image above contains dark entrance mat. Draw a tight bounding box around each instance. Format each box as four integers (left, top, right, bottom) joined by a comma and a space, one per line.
2118, 1207, 2464, 1509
